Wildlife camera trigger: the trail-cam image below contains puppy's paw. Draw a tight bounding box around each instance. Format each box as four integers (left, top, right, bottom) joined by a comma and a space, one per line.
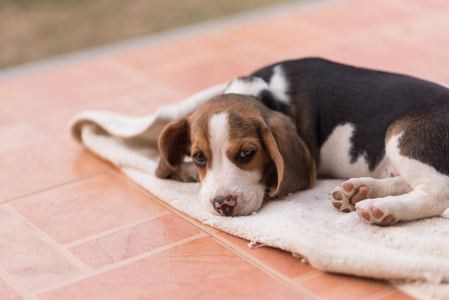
355, 200, 396, 226
331, 180, 370, 212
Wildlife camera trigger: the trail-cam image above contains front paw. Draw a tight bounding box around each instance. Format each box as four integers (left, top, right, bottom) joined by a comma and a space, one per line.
331, 180, 370, 212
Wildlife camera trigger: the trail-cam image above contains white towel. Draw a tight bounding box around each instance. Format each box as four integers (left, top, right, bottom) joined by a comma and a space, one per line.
71, 84, 449, 300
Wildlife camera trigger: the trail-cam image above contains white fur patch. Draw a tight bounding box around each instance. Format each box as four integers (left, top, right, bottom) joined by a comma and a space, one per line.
318, 123, 371, 178
269, 65, 290, 103
224, 65, 290, 104
354, 133, 449, 222
208, 112, 230, 156
224, 77, 269, 98
199, 112, 265, 216
386, 133, 449, 192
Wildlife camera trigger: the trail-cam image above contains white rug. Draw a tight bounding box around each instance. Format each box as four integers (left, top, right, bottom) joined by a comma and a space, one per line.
71, 84, 449, 300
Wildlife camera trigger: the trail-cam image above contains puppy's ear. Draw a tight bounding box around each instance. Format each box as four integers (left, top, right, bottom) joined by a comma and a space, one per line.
156, 119, 196, 182
259, 112, 316, 197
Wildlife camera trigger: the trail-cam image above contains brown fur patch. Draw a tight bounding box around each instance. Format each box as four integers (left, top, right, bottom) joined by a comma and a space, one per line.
385, 122, 404, 144
187, 94, 274, 180
263, 110, 316, 196
157, 93, 317, 195
387, 106, 449, 175
190, 133, 210, 181
156, 118, 190, 178
308, 160, 317, 188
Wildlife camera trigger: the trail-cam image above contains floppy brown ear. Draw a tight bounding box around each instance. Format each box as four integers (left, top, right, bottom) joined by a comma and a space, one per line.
260, 112, 316, 197
156, 118, 196, 182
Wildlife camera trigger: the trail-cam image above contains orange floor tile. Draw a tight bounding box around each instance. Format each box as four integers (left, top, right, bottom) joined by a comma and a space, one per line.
2, 0, 447, 298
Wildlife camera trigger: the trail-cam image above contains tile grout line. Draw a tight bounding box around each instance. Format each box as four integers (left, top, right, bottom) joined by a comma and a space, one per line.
4, 205, 93, 274
210, 233, 305, 282
125, 184, 322, 298
292, 271, 396, 300
136, 189, 326, 299
97, 232, 207, 272
34, 232, 206, 295
206, 234, 322, 300
0, 107, 114, 179
292, 270, 324, 284
64, 210, 171, 248
0, 170, 108, 206
82, 169, 321, 298
363, 286, 396, 300
217, 237, 316, 287
106, 171, 179, 210
108, 175, 321, 298
0, 266, 37, 300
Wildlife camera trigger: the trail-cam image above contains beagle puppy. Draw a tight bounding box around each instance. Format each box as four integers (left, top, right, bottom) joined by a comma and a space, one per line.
156, 57, 449, 226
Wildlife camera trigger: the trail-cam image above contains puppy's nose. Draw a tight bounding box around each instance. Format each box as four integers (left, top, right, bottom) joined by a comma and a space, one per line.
213, 195, 236, 216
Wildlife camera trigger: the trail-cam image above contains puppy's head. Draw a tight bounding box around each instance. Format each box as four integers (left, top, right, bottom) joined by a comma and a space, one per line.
156, 94, 316, 216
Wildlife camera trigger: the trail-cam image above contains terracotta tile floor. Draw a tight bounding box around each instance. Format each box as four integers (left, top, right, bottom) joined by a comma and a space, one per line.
2, 0, 448, 298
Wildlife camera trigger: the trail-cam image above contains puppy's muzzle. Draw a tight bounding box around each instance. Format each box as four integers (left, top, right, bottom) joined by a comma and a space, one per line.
213, 195, 237, 216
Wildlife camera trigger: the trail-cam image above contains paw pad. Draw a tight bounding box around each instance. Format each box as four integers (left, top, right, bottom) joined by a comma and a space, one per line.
357, 208, 371, 221
356, 205, 396, 226
372, 206, 384, 219
342, 182, 354, 192
380, 215, 395, 226
331, 181, 371, 213
332, 191, 343, 200
332, 201, 342, 209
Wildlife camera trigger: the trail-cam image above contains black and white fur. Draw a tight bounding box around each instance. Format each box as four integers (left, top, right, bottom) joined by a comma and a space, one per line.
223, 57, 449, 225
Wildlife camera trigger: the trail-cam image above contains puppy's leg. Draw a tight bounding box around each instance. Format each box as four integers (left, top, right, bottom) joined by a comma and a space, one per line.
355, 188, 448, 225
355, 128, 449, 225
331, 176, 412, 212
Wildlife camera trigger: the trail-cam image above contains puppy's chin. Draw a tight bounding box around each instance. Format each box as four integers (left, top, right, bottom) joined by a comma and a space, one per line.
199, 185, 266, 217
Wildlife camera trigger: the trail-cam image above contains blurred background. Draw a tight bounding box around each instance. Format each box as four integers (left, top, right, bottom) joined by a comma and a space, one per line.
0, 0, 296, 70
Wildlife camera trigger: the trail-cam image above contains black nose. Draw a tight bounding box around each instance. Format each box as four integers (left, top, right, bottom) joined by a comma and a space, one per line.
213, 195, 236, 216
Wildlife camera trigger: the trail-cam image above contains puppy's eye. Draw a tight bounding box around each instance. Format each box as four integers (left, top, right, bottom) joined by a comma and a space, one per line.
192, 152, 207, 168
236, 149, 256, 164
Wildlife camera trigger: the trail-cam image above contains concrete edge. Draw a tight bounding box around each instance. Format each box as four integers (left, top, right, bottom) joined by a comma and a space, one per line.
0, 0, 353, 82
